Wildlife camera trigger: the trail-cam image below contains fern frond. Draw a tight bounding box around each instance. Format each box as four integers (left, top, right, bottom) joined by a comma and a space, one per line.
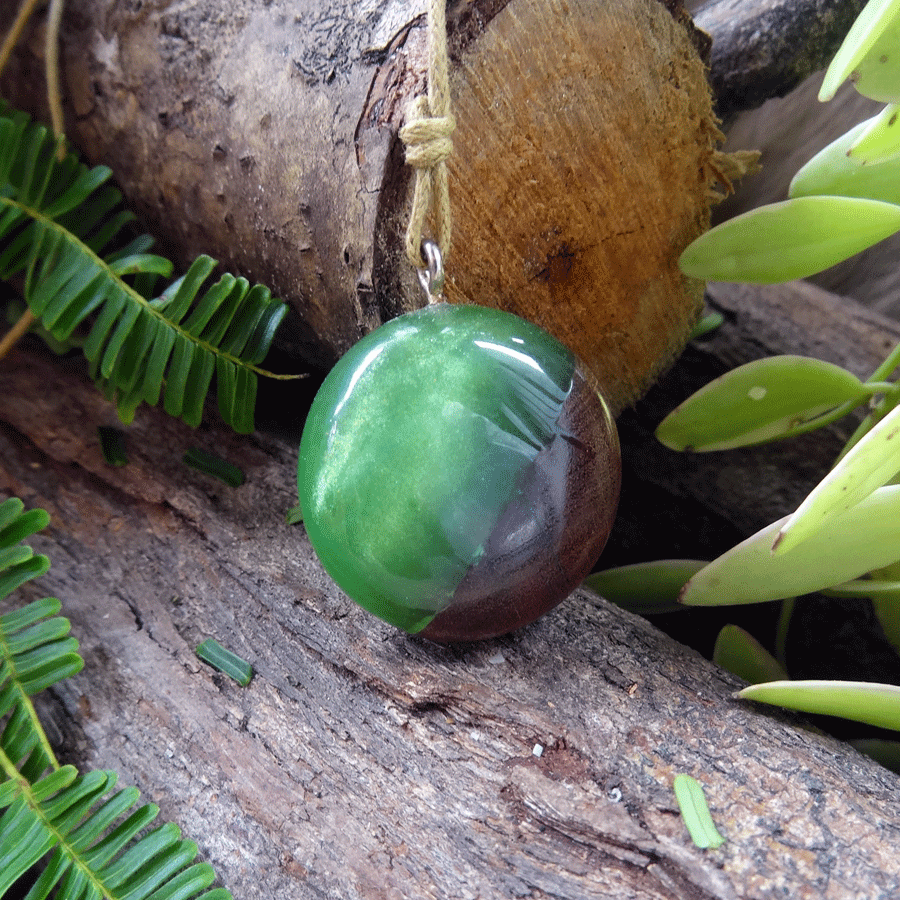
0, 497, 233, 899
1, 497, 83, 782
0, 106, 297, 434
0, 764, 232, 900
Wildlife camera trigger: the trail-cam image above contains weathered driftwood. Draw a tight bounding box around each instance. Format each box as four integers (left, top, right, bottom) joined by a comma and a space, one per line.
0, 0, 722, 414
3, 278, 900, 899
692, 0, 868, 121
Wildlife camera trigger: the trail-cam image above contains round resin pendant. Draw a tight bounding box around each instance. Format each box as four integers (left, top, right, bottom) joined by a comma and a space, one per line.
297, 303, 620, 641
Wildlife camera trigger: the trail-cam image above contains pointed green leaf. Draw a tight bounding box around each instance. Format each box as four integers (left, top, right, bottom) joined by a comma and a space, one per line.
679, 196, 900, 284
39, 266, 106, 332
0, 496, 26, 531
681, 485, 900, 606
141, 325, 177, 406
0, 503, 49, 545
162, 256, 217, 325
82, 287, 127, 364
583, 560, 705, 614
656, 356, 867, 452
107, 253, 172, 278
82, 803, 160, 869
4, 616, 72, 655
67, 786, 142, 851
820, 0, 900, 101
181, 351, 217, 428
102, 823, 182, 889
108, 311, 157, 396
0, 597, 61, 633
0, 556, 50, 601
713, 625, 789, 684
246, 302, 288, 365
219, 288, 266, 356
672, 775, 725, 849
182, 275, 238, 336
215, 358, 238, 430
790, 118, 900, 204
201, 280, 250, 347
775, 401, 900, 554
142, 862, 216, 900
163, 334, 195, 418
41, 165, 113, 219
82, 208, 137, 255
739, 679, 900, 730
99, 301, 142, 378
849, 103, 900, 163
229, 365, 256, 435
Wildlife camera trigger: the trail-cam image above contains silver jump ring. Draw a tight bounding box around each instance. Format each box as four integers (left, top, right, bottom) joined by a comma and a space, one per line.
417, 240, 445, 302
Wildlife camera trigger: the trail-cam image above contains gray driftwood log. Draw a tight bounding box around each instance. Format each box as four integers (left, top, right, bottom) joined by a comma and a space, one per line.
3, 279, 900, 899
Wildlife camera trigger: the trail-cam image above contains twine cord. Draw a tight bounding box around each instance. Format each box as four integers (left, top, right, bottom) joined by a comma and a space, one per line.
399, 0, 455, 273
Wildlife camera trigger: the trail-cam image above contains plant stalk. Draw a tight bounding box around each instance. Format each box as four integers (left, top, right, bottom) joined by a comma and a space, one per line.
0, 308, 35, 361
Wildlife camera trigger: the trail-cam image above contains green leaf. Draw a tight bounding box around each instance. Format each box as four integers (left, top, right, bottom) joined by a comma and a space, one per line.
679, 196, 900, 284
712, 625, 789, 684
655, 356, 868, 452
774, 401, 900, 555
583, 560, 705, 614
688, 311, 724, 341
739, 679, 900, 730
790, 117, 900, 204
195, 639, 254, 686
681, 485, 900, 606
820, 0, 900, 101
672, 775, 726, 850
182, 448, 245, 487
848, 103, 900, 163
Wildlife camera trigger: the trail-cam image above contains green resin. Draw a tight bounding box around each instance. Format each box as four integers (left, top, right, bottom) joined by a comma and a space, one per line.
297, 303, 576, 632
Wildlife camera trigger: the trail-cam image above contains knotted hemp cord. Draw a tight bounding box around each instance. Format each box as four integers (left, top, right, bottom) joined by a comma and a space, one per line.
399, 0, 455, 272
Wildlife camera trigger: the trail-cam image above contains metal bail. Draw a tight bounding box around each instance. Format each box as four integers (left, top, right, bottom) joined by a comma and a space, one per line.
417, 240, 445, 302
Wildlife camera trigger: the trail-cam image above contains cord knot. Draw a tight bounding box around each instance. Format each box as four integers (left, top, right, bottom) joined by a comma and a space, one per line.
400, 94, 455, 270
400, 97, 456, 169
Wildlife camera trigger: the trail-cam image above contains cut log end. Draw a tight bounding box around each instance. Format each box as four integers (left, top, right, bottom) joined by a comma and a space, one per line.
373, 0, 722, 414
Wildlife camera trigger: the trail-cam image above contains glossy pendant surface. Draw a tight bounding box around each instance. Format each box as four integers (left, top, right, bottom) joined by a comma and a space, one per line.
297, 303, 620, 641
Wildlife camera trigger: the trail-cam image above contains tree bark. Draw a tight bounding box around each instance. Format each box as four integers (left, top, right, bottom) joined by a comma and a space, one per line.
0, 0, 722, 414
3, 279, 900, 899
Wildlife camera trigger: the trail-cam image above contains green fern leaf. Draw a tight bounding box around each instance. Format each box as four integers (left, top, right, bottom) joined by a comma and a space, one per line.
0, 105, 297, 434
0, 497, 234, 899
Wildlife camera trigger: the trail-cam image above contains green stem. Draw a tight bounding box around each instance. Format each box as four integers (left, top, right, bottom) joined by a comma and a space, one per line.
774, 597, 795, 673
867, 338, 900, 384
0, 307, 35, 361
0, 0, 44, 78
45, 0, 66, 159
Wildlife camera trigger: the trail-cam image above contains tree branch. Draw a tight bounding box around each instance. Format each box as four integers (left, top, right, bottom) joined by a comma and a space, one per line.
695, 0, 868, 120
